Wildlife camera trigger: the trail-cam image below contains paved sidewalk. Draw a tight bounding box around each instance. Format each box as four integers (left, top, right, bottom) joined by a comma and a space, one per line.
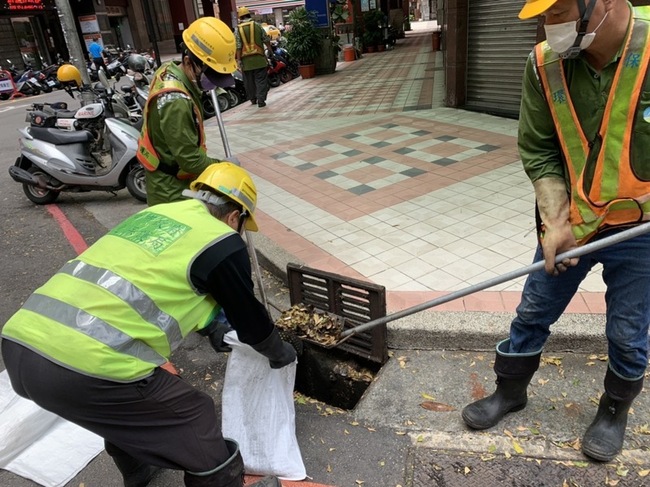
198, 25, 605, 319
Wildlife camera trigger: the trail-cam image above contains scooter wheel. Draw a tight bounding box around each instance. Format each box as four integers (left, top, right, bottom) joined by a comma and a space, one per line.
268, 73, 281, 88
126, 164, 147, 203
279, 69, 293, 84
217, 93, 229, 112
23, 166, 59, 204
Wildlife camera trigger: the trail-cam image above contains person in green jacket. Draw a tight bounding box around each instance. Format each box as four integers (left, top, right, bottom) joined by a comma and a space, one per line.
235, 7, 274, 108
462, 0, 650, 464
1, 163, 293, 487
138, 17, 239, 206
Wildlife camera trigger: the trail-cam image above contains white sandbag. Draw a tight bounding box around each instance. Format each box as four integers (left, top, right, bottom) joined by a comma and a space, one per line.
0, 370, 104, 487
221, 331, 306, 481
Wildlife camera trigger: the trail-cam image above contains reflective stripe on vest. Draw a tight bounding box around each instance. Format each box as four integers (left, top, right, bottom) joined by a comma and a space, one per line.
2, 200, 235, 382
137, 63, 206, 180
535, 9, 650, 244
238, 22, 265, 57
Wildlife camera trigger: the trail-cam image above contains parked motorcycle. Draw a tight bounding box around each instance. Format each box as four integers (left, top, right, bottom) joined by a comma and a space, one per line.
4, 59, 42, 96
271, 42, 299, 79
9, 80, 147, 204
224, 70, 247, 109
267, 57, 291, 87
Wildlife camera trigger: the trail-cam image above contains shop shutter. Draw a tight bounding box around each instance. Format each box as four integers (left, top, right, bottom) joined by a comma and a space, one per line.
0, 18, 21, 70
465, 0, 538, 118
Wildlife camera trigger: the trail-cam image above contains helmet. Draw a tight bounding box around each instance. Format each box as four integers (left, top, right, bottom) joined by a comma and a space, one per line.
57, 64, 82, 87
127, 53, 147, 73
237, 6, 251, 18
182, 17, 237, 74
190, 162, 259, 231
518, 0, 558, 19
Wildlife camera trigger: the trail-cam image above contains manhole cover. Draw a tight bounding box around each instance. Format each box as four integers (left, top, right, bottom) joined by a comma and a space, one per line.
408, 449, 649, 486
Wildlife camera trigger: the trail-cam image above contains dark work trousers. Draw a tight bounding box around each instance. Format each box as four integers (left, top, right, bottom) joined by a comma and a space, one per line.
1, 339, 230, 472
93, 57, 107, 76
242, 66, 269, 104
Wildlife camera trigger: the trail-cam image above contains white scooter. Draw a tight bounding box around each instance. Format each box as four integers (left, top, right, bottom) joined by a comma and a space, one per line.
8, 86, 146, 204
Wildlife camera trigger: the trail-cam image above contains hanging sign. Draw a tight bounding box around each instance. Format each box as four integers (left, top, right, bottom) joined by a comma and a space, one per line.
305, 0, 330, 27
79, 15, 100, 35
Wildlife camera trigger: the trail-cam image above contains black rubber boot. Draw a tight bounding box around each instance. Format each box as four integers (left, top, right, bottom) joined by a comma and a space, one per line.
105, 442, 160, 487
582, 368, 643, 462
462, 339, 541, 430
184, 439, 281, 487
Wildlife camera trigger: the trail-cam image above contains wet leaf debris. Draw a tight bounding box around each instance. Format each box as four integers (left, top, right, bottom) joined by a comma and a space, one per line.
275, 304, 344, 346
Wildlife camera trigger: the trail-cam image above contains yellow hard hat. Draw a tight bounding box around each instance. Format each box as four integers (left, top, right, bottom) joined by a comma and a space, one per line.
519, 0, 559, 19
182, 17, 237, 75
190, 162, 259, 231
57, 64, 82, 87
237, 7, 251, 18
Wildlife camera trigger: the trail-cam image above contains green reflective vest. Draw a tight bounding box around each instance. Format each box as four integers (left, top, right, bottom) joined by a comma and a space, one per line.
2, 199, 234, 382
137, 62, 206, 179
534, 6, 650, 244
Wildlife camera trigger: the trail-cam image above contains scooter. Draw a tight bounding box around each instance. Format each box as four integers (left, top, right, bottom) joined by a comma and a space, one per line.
8, 91, 147, 204
267, 57, 290, 87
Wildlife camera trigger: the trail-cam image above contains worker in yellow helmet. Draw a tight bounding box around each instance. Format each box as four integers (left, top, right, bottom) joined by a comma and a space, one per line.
2, 163, 294, 487
138, 17, 240, 207
235, 6, 275, 108
462, 0, 650, 464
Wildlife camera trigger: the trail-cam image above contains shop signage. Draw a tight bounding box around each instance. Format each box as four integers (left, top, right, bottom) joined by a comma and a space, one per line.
79, 15, 100, 34
305, 0, 329, 27
0, 0, 55, 11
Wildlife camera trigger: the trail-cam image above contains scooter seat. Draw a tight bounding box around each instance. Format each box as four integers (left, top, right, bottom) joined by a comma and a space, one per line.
29, 127, 94, 145
55, 110, 79, 119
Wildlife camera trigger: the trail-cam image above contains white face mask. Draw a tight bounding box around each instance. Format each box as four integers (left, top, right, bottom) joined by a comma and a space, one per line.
544, 11, 608, 56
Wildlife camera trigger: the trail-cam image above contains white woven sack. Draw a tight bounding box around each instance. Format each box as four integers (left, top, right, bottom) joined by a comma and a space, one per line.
221, 331, 306, 480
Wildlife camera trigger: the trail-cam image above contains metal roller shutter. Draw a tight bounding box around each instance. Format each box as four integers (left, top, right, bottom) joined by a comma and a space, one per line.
466, 0, 538, 118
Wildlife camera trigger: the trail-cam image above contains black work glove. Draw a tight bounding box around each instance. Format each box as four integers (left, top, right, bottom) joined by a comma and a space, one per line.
198, 315, 233, 353
251, 328, 297, 369
208, 321, 233, 353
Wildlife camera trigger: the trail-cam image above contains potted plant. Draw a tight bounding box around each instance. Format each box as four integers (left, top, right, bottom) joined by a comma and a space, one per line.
286, 8, 321, 79
362, 9, 384, 53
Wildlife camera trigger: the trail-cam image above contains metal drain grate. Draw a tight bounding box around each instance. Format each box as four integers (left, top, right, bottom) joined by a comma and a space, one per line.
287, 263, 387, 364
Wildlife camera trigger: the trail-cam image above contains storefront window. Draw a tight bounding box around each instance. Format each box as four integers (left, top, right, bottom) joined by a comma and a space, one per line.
11, 17, 42, 68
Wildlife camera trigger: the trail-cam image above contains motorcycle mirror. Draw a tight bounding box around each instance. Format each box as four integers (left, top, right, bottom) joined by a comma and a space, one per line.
98, 69, 110, 89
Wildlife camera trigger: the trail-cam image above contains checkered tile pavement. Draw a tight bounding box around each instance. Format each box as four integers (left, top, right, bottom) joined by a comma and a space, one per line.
204, 28, 606, 315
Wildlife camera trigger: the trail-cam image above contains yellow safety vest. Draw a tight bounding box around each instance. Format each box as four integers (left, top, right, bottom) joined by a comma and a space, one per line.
238, 21, 265, 57
2, 200, 235, 382
534, 7, 650, 244
137, 62, 206, 180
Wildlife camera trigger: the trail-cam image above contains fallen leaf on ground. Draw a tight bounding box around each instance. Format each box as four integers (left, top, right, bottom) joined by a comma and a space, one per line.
420, 401, 455, 412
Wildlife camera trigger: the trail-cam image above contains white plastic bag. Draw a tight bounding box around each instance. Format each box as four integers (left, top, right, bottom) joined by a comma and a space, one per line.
221, 331, 306, 480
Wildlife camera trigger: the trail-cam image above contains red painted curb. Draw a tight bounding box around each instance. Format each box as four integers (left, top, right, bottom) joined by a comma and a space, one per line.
46, 204, 88, 255
245, 475, 336, 487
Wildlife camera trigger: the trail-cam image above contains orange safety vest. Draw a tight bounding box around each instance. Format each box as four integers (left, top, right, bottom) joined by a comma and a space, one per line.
534, 7, 650, 244
238, 21, 265, 57
137, 62, 206, 180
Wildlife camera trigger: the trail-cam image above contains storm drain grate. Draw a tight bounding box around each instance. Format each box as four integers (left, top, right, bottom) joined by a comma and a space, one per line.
407, 449, 650, 487
287, 263, 387, 364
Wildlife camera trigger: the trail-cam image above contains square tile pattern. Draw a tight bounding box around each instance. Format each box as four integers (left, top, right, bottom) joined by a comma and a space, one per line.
273, 126, 502, 195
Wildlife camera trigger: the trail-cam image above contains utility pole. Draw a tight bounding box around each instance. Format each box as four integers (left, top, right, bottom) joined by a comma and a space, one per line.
142, 0, 161, 66
54, 0, 90, 85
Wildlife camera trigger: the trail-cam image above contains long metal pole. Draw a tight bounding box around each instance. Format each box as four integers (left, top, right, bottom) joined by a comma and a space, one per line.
210, 89, 271, 315
54, 0, 90, 85
340, 221, 650, 338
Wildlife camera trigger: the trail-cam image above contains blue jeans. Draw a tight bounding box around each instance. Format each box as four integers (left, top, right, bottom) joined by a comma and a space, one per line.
508, 229, 650, 380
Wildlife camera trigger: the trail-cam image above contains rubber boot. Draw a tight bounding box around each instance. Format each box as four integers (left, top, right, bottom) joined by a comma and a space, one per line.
582, 368, 644, 462
462, 339, 541, 430
105, 442, 160, 487
184, 439, 280, 487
